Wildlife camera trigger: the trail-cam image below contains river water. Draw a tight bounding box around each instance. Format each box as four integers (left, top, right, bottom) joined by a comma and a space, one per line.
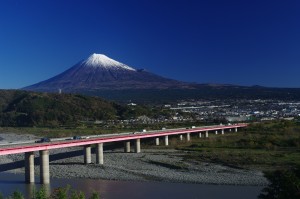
0, 172, 263, 199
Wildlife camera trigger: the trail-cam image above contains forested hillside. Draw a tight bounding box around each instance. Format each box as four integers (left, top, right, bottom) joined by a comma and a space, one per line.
0, 90, 141, 127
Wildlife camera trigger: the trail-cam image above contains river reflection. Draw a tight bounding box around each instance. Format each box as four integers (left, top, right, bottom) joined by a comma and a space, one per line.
0, 172, 263, 199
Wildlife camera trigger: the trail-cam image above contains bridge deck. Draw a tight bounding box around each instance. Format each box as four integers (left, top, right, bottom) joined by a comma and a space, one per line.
0, 124, 247, 155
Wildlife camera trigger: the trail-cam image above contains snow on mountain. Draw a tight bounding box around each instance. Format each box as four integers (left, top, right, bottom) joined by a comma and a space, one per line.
81, 53, 136, 71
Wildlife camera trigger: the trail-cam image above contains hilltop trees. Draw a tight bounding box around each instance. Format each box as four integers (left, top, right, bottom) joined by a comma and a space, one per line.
0, 90, 143, 127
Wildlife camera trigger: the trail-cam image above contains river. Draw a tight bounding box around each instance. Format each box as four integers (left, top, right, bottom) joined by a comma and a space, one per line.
0, 172, 263, 199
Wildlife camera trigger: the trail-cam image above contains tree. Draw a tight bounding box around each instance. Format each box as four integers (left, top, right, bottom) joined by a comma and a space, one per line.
50, 185, 70, 199
259, 169, 300, 199
9, 191, 24, 199
33, 186, 47, 199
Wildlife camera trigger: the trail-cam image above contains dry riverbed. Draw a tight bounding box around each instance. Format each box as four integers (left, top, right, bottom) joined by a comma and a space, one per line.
0, 133, 268, 186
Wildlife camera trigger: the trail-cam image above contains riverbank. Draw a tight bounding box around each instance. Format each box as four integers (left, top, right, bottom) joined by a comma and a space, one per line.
0, 133, 268, 186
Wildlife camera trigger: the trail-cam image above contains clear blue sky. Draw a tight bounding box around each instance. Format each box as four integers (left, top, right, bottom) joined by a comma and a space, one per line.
0, 0, 299, 89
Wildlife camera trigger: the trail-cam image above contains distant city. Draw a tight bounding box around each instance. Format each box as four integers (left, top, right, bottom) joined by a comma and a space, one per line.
165, 99, 300, 122
93, 99, 300, 128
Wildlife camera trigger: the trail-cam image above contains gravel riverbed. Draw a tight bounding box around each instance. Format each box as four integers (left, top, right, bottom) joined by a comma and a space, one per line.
0, 133, 268, 186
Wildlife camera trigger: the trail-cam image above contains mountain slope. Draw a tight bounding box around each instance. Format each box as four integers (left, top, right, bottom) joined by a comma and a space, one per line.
24, 53, 191, 92
0, 90, 126, 126
22, 54, 300, 103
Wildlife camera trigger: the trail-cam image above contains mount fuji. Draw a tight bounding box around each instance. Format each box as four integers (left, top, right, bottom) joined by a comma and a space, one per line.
22, 54, 300, 103
24, 53, 192, 92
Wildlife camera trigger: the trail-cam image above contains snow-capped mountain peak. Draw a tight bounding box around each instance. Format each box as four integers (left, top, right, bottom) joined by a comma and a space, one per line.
23, 53, 188, 92
81, 53, 136, 71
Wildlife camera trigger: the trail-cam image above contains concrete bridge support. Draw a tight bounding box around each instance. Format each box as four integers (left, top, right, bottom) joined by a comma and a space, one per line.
187, 133, 191, 141
179, 135, 183, 141
135, 139, 141, 153
155, 138, 160, 146
199, 132, 202, 138
215, 130, 218, 135
25, 152, 35, 183
164, 136, 169, 146
229, 128, 232, 132
222, 129, 224, 135
84, 145, 92, 164
235, 127, 238, 132
206, 131, 209, 138
96, 143, 104, 165
124, 141, 131, 152
39, 150, 50, 184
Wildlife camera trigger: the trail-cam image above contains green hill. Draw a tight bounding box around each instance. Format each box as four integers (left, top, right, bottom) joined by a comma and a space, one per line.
0, 90, 129, 127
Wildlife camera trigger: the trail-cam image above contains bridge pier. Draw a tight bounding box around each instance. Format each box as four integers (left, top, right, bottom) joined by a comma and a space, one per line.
222, 129, 224, 135
235, 127, 238, 132
187, 133, 191, 141
179, 135, 183, 141
96, 143, 104, 165
25, 152, 35, 183
215, 130, 218, 135
135, 139, 141, 153
124, 141, 131, 152
229, 128, 232, 132
155, 137, 160, 146
39, 150, 50, 184
164, 136, 169, 146
199, 132, 202, 138
84, 145, 92, 164
206, 131, 208, 138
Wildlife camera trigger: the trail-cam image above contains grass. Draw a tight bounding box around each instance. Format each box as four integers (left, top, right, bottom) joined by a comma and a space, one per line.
182, 147, 300, 171
0, 126, 126, 138
0, 121, 213, 138
170, 121, 300, 172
